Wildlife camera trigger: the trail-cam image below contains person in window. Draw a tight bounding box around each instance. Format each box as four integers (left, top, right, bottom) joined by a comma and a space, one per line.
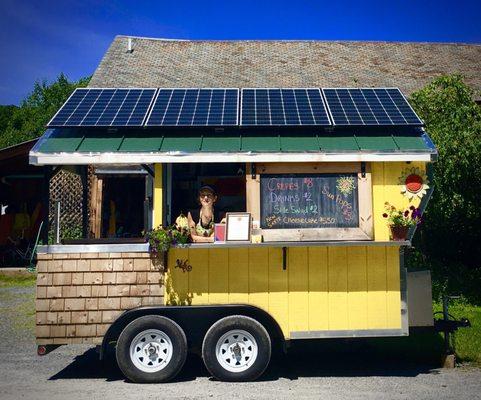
187, 185, 218, 243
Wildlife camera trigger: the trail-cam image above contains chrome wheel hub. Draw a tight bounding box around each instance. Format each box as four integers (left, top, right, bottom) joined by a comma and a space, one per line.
129, 329, 173, 373
215, 329, 258, 373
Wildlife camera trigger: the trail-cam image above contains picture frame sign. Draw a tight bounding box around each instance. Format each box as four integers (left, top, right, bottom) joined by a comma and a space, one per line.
225, 212, 252, 241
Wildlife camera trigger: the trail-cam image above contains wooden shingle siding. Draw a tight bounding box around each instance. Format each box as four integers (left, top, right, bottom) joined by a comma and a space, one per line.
35, 252, 164, 345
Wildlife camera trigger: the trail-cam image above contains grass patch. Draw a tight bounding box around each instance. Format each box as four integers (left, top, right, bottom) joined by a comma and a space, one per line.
434, 301, 481, 365
0, 272, 37, 287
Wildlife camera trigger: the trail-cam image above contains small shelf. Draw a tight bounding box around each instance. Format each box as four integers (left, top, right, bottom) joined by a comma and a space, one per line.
38, 240, 410, 254
175, 240, 411, 249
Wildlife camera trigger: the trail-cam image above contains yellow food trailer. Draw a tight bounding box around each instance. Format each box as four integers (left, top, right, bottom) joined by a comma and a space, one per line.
30, 86, 437, 382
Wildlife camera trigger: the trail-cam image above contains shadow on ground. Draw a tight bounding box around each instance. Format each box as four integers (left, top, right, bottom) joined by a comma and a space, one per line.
49, 332, 444, 383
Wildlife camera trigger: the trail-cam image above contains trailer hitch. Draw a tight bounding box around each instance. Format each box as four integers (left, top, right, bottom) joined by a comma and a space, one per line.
433, 295, 471, 357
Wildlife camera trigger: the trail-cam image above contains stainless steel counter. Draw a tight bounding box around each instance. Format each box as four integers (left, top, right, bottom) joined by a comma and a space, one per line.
37, 240, 410, 254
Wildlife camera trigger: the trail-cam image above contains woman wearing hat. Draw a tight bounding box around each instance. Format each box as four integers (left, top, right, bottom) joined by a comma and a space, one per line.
187, 185, 218, 243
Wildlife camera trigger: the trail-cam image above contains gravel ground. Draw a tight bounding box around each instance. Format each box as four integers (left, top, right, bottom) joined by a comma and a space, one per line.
1, 285, 480, 400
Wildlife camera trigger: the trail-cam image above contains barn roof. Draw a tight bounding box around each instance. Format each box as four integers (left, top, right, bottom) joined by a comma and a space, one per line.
90, 36, 481, 98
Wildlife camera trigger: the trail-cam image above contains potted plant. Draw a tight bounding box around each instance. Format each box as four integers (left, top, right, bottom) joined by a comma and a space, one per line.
382, 203, 422, 241
146, 213, 191, 259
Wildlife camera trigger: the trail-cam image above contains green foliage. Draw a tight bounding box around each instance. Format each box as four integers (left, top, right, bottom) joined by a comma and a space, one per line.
433, 301, 481, 365
382, 202, 420, 227
0, 105, 17, 135
0, 74, 90, 149
408, 74, 481, 304
147, 225, 191, 256
47, 222, 83, 244
0, 272, 36, 287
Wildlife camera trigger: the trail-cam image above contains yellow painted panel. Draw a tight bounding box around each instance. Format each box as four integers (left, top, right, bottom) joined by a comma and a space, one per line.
307, 247, 328, 330
288, 247, 309, 332
165, 245, 402, 337
372, 162, 426, 241
267, 247, 289, 336
208, 249, 229, 304
228, 248, 249, 304
153, 164, 163, 228
367, 247, 387, 328
248, 248, 269, 311
187, 248, 209, 305
386, 246, 401, 328
347, 247, 368, 329
371, 162, 387, 241
327, 247, 349, 330
167, 248, 190, 305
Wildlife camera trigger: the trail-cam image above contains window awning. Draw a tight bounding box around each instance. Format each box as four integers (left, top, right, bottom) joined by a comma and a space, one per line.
29, 128, 437, 165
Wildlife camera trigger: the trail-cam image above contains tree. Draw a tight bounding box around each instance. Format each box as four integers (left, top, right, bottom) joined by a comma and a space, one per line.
0, 73, 90, 149
0, 105, 17, 136
409, 74, 481, 302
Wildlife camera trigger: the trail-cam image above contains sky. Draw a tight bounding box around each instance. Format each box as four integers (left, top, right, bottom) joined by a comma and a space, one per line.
0, 0, 480, 105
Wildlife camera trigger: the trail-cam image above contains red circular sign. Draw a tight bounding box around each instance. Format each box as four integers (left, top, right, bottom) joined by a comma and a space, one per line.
405, 174, 423, 193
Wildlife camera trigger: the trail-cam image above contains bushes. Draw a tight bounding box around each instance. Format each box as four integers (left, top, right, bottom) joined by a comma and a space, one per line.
408, 75, 481, 305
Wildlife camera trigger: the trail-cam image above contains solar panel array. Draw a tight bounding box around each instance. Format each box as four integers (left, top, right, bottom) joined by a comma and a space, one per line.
322, 88, 422, 126
48, 87, 423, 128
145, 89, 239, 126
48, 88, 156, 127
241, 88, 331, 126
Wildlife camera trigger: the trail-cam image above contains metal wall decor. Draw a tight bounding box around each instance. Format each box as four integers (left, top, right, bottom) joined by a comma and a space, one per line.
399, 167, 430, 200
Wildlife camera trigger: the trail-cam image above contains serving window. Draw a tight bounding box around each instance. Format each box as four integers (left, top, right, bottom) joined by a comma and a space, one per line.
170, 163, 246, 225
246, 163, 373, 241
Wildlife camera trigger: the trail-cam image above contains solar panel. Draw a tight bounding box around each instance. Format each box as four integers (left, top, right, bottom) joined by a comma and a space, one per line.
48, 88, 157, 127
322, 88, 423, 126
240, 88, 331, 126
145, 89, 239, 126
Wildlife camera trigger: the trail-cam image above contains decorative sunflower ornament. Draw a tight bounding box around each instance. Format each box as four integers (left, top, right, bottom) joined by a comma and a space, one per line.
399, 167, 429, 200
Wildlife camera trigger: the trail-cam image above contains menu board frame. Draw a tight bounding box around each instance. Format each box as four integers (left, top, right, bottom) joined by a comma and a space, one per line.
246, 162, 373, 242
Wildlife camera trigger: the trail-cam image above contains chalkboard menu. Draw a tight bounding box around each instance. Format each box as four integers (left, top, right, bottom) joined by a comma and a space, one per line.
260, 174, 359, 229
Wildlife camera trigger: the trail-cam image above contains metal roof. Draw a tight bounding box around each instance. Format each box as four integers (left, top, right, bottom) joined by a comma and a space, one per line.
29, 127, 436, 165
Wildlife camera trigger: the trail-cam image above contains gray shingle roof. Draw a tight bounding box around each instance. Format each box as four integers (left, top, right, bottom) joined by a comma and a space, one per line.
90, 36, 481, 98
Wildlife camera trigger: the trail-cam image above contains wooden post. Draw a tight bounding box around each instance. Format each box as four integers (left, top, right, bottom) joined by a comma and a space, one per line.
41, 166, 51, 244
89, 175, 103, 238
81, 166, 88, 238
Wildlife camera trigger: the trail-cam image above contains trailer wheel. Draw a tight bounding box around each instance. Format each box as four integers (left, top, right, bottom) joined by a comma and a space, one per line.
116, 315, 187, 383
202, 315, 271, 382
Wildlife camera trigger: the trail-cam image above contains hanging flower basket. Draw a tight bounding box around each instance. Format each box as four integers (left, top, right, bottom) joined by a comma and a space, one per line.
382, 202, 423, 241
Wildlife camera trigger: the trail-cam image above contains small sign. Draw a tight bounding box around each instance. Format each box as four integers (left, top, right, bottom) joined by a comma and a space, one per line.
225, 212, 252, 242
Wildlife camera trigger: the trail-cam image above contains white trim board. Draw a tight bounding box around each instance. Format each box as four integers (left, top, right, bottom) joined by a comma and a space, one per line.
29, 151, 435, 165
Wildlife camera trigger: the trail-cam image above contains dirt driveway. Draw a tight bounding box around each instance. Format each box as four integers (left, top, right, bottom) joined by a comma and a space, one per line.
1, 285, 480, 400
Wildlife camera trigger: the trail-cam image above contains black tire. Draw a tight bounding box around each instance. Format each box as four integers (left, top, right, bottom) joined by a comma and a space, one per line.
116, 315, 187, 383
202, 315, 271, 382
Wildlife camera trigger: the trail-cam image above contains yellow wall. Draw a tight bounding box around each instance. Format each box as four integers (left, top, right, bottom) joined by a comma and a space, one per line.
166, 245, 402, 338
153, 164, 163, 228
155, 161, 428, 337
372, 162, 425, 241
152, 161, 427, 241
